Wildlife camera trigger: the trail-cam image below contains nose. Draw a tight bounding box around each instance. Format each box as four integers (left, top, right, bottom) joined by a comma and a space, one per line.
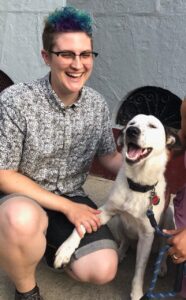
71, 56, 83, 68
126, 126, 140, 138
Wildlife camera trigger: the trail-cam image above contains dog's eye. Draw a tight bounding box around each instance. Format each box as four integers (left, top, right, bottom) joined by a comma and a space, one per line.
149, 123, 157, 128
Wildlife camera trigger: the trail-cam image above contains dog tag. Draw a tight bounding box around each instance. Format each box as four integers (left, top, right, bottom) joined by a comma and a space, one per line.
151, 195, 160, 205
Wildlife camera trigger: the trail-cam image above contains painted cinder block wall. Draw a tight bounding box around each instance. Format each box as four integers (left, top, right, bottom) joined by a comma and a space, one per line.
1, 0, 186, 123
68, 0, 186, 121
0, 0, 66, 84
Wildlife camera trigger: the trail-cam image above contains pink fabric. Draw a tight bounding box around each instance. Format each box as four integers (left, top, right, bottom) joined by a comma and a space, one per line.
173, 185, 186, 297
174, 186, 186, 229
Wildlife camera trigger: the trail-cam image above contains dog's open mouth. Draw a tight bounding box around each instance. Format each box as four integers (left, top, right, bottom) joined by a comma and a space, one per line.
126, 143, 152, 164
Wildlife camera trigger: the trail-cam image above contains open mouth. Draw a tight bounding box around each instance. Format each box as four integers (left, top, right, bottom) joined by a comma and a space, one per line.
126, 142, 152, 164
66, 72, 82, 78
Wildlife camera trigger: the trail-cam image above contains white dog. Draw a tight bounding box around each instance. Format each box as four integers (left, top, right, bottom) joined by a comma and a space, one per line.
54, 114, 175, 300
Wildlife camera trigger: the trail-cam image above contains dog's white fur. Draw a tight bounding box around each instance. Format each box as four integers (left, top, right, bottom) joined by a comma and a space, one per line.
54, 114, 175, 300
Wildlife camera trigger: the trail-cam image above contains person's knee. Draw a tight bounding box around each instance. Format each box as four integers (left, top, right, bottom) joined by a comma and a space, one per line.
0, 196, 48, 239
91, 257, 118, 284
70, 249, 118, 284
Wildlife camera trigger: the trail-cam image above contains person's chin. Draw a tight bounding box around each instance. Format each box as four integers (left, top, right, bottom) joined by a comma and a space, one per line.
66, 82, 84, 93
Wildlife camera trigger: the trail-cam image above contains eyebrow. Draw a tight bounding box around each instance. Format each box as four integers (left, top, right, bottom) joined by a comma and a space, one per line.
52, 50, 92, 53
49, 50, 98, 57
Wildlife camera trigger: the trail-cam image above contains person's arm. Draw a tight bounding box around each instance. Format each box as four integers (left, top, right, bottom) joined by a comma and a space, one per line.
0, 169, 101, 237
98, 150, 123, 175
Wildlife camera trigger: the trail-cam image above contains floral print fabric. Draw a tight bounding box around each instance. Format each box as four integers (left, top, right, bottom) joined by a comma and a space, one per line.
0, 74, 116, 196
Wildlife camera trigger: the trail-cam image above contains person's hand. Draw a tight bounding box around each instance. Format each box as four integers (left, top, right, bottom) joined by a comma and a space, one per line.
163, 228, 186, 264
65, 202, 101, 237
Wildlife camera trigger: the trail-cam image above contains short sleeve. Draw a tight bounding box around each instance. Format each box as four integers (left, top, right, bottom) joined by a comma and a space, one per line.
96, 102, 116, 156
0, 92, 26, 170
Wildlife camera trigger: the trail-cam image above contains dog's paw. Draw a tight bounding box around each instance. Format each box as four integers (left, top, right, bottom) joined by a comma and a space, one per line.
130, 293, 143, 300
131, 283, 143, 300
130, 291, 143, 300
54, 227, 83, 269
54, 241, 76, 269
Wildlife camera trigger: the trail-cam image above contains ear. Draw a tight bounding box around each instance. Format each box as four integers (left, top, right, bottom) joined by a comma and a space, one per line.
41, 49, 51, 66
166, 135, 176, 148
117, 129, 125, 148
165, 127, 182, 150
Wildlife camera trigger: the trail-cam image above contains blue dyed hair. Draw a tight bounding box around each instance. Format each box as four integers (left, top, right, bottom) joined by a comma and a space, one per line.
42, 6, 93, 51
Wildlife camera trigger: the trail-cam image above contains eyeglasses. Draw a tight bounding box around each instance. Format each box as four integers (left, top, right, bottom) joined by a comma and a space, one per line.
49, 50, 98, 61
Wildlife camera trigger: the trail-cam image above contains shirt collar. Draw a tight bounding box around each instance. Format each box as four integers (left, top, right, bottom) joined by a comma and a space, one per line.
44, 73, 85, 111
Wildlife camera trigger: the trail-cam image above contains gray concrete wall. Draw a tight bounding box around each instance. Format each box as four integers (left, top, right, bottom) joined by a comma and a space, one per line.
68, 0, 186, 121
1, 0, 186, 123
0, 0, 66, 83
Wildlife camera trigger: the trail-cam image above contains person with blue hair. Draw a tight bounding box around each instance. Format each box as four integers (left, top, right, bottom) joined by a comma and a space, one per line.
0, 6, 122, 300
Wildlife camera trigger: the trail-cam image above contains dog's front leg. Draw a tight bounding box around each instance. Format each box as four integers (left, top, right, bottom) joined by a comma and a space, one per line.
131, 233, 154, 300
99, 204, 114, 224
54, 206, 113, 269
54, 224, 86, 268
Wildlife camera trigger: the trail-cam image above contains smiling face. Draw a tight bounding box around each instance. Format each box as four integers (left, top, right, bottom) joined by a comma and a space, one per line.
124, 114, 166, 164
41, 32, 94, 105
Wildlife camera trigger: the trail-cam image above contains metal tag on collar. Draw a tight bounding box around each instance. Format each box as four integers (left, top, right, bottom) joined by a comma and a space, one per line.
149, 187, 160, 206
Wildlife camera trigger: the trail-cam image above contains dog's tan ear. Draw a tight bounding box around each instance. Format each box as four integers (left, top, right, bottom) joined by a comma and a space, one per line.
165, 127, 182, 149
117, 129, 125, 147
166, 135, 176, 147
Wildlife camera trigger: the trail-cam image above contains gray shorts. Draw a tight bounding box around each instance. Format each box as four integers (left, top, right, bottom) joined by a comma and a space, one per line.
0, 193, 117, 268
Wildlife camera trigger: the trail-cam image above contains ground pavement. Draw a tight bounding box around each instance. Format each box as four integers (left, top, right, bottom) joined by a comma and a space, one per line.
0, 176, 183, 300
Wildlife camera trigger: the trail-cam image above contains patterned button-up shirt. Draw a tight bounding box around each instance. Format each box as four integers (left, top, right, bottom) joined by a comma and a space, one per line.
0, 74, 116, 196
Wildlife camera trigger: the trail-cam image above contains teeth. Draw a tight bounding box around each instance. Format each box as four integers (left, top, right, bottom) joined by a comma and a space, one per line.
126, 152, 138, 160
126, 147, 152, 163
142, 149, 148, 155
67, 73, 82, 78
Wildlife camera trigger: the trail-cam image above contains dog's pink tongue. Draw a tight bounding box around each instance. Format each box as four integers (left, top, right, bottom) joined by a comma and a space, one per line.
128, 146, 142, 158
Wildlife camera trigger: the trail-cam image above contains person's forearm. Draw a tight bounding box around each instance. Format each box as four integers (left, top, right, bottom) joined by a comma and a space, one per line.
0, 170, 71, 214
0, 169, 102, 236
98, 151, 123, 175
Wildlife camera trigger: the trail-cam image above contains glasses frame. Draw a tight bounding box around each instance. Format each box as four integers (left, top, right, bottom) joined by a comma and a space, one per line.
49, 50, 99, 60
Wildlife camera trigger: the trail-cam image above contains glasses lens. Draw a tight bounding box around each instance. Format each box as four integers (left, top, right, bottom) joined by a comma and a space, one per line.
80, 51, 98, 59
80, 52, 93, 59
59, 51, 75, 59
50, 50, 98, 61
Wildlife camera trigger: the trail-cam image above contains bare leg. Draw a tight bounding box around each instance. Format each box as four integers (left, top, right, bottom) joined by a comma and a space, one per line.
66, 248, 118, 284
0, 196, 48, 293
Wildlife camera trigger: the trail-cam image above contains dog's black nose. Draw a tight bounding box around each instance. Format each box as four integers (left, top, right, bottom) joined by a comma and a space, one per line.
126, 126, 140, 137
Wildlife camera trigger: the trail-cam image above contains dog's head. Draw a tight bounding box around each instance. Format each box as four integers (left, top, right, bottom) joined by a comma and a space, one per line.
119, 114, 176, 165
